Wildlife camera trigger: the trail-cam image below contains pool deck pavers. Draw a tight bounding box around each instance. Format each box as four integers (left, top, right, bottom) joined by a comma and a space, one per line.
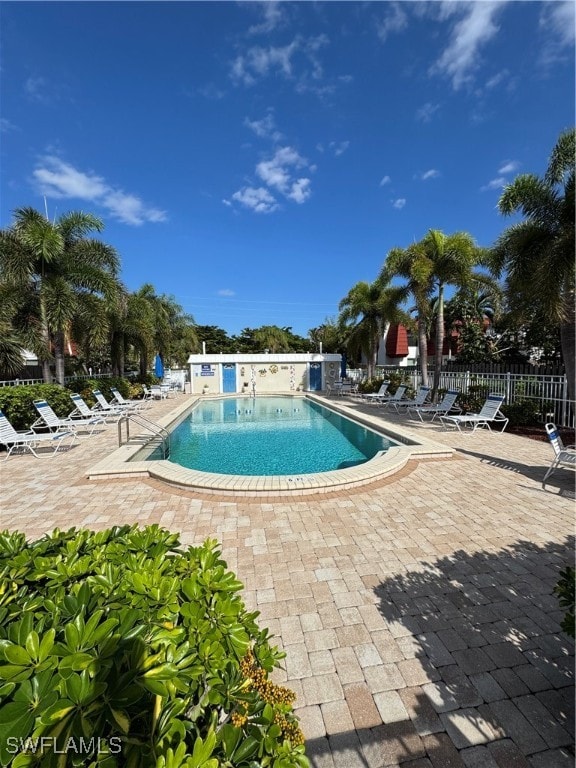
1, 392, 574, 768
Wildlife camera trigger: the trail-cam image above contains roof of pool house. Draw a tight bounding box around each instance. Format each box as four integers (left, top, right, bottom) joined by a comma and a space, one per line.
187, 352, 342, 364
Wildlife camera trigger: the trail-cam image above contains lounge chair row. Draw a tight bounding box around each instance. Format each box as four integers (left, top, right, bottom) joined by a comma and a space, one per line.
0, 388, 151, 459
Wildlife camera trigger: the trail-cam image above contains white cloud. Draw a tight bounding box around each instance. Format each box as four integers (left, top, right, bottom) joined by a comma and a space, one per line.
248, 1, 287, 35
376, 3, 408, 42
419, 169, 440, 181
256, 146, 312, 202
230, 41, 298, 86
539, 1, 575, 64
416, 102, 440, 123
230, 186, 279, 214
32, 156, 167, 226
379, 175, 391, 186
25, 76, 49, 103
392, 198, 406, 209
0, 118, 18, 133
329, 141, 349, 157
244, 113, 283, 142
432, 2, 505, 89
498, 160, 519, 175
217, 289, 236, 297
480, 176, 506, 192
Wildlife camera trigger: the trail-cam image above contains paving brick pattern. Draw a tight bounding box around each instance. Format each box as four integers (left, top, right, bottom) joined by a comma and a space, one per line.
1, 394, 574, 767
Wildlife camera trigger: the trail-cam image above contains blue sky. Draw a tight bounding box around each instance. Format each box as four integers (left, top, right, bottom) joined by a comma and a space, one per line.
1, 1, 574, 337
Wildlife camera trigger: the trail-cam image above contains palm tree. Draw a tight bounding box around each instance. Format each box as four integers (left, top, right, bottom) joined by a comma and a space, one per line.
0, 207, 120, 384
381, 244, 434, 387
338, 278, 409, 380
419, 230, 486, 397
489, 128, 575, 400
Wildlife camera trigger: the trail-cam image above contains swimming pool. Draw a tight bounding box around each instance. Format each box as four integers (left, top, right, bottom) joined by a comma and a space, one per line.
150, 396, 397, 475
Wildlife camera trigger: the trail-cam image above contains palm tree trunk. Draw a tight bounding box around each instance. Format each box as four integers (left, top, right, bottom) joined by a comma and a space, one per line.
54, 329, 66, 385
39, 298, 53, 383
418, 317, 429, 387
111, 331, 124, 377
433, 284, 445, 399
560, 295, 575, 403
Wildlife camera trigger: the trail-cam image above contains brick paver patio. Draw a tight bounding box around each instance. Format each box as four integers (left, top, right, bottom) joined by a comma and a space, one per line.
1, 393, 574, 767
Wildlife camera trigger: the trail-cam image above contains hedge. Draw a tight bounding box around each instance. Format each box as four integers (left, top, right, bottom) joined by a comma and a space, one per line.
0, 525, 309, 768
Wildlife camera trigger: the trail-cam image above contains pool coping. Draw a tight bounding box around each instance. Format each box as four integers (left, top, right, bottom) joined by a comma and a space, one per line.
87, 393, 453, 496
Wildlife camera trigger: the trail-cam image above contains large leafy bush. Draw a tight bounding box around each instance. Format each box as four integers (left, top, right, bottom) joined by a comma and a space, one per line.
0, 386, 74, 431
0, 526, 308, 768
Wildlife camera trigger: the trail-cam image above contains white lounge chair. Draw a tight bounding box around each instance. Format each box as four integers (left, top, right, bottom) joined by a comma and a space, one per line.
377, 385, 408, 409
110, 387, 147, 410
31, 399, 103, 437
542, 422, 576, 489
439, 393, 508, 433
69, 393, 121, 424
0, 408, 74, 458
388, 386, 431, 414
92, 390, 132, 414
362, 382, 390, 403
408, 389, 461, 422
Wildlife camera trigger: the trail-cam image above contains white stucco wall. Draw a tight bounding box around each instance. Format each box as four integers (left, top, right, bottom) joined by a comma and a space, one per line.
187, 353, 342, 394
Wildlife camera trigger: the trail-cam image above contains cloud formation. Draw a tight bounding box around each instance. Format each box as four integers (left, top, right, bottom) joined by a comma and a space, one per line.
376, 3, 408, 42
416, 102, 440, 123
419, 169, 440, 181
244, 113, 283, 142
226, 145, 313, 214
32, 156, 167, 225
379, 175, 391, 186
392, 198, 406, 209
481, 157, 520, 192
230, 186, 279, 214
432, 2, 505, 89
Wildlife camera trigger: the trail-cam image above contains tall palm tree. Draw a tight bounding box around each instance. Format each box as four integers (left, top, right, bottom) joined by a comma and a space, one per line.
381, 244, 434, 387
338, 278, 409, 380
0, 207, 120, 384
489, 128, 575, 400
419, 230, 486, 397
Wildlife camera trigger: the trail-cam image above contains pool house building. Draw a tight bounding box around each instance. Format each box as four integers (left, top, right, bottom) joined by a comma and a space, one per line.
187, 352, 343, 395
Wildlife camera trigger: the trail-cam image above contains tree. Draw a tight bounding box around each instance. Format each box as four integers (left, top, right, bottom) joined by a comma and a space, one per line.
489, 128, 575, 400
0, 207, 120, 384
381, 244, 434, 387
338, 278, 409, 380
419, 230, 486, 397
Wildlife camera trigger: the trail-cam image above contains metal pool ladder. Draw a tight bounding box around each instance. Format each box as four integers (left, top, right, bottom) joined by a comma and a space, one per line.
117, 412, 170, 459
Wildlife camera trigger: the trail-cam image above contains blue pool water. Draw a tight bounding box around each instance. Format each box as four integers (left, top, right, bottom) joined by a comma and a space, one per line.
154, 396, 397, 476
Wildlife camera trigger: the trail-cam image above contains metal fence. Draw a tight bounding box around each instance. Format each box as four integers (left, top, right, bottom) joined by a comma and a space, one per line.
346, 366, 574, 428
0, 373, 113, 388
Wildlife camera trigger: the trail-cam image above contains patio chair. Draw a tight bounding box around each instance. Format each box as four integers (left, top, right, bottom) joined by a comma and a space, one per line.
377, 385, 408, 409
31, 399, 103, 438
388, 385, 430, 414
407, 389, 461, 422
110, 387, 147, 410
92, 390, 132, 414
69, 393, 122, 424
142, 385, 154, 401
362, 382, 390, 403
0, 408, 74, 459
542, 422, 576, 489
439, 393, 508, 433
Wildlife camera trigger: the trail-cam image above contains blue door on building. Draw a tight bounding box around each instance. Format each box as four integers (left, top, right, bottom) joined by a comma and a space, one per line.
309, 362, 322, 391
222, 364, 236, 393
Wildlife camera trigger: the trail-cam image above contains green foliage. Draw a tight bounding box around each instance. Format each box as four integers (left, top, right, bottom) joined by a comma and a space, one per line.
0, 526, 309, 768
500, 399, 552, 427
0, 386, 73, 431
456, 384, 490, 414
358, 372, 413, 397
554, 567, 575, 638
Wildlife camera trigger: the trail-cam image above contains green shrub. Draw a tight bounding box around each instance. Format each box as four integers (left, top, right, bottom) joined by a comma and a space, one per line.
0, 526, 309, 768
358, 372, 413, 397
457, 384, 490, 414
0, 385, 74, 431
501, 399, 551, 427
554, 566, 575, 638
